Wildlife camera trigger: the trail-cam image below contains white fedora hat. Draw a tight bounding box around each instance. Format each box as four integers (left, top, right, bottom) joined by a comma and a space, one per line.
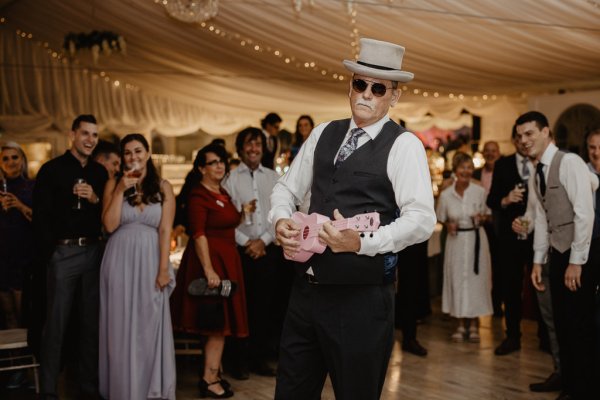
343, 38, 414, 82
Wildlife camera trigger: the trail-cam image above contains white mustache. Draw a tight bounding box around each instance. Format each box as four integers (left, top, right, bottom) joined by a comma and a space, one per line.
355, 101, 373, 110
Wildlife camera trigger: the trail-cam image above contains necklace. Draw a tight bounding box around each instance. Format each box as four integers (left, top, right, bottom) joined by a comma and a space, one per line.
201, 181, 220, 193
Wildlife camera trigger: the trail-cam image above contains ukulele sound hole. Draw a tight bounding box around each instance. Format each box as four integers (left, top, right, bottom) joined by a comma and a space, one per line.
369, 217, 373, 226
303, 226, 310, 240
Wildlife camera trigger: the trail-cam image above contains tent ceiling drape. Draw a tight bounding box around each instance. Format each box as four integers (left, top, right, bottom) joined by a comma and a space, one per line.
1, 0, 599, 138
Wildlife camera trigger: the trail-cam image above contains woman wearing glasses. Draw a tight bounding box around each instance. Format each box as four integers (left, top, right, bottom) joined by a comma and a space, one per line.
0, 142, 34, 388
171, 143, 253, 399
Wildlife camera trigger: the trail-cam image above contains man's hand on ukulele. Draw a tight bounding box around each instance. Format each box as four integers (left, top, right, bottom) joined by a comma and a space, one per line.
319, 209, 361, 253
275, 218, 301, 259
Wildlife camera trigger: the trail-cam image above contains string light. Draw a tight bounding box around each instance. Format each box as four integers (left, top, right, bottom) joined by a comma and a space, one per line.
6, 18, 140, 92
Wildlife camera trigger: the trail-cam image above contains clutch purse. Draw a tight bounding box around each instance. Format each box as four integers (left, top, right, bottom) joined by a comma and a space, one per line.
187, 278, 237, 298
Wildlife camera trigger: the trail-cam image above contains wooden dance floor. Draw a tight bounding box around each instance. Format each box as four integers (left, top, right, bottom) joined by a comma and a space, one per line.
0, 302, 556, 400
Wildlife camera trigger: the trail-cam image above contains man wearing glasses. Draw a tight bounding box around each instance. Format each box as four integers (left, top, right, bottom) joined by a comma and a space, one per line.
270, 38, 435, 399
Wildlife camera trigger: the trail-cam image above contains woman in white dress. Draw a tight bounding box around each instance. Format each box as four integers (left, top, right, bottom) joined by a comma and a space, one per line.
437, 152, 492, 342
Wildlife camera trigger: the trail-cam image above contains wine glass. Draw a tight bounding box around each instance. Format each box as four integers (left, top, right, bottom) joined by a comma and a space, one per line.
72, 178, 86, 210
517, 216, 530, 240
124, 161, 142, 198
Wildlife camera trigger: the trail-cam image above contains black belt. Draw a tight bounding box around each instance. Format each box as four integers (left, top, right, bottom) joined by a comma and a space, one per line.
457, 227, 480, 275
56, 236, 102, 247
304, 273, 319, 285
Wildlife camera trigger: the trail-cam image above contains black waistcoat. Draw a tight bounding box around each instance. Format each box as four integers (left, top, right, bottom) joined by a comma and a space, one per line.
303, 118, 404, 284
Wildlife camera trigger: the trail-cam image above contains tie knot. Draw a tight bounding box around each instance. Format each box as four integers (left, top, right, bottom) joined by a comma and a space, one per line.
351, 127, 366, 138
536, 162, 544, 173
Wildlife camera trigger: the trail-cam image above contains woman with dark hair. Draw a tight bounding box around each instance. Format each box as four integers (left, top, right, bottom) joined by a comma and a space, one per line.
99, 133, 176, 400
0, 141, 34, 388
170, 143, 253, 399
437, 152, 492, 343
289, 115, 314, 162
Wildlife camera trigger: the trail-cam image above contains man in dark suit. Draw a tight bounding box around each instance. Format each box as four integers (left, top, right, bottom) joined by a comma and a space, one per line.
261, 112, 282, 170
487, 127, 533, 356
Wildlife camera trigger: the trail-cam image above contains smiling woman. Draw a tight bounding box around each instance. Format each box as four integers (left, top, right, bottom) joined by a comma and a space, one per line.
98, 133, 177, 400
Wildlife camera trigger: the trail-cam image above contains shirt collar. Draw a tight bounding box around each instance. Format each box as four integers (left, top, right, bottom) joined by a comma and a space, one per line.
349, 115, 390, 140
588, 161, 600, 175
539, 142, 557, 167
238, 161, 263, 174
515, 152, 526, 165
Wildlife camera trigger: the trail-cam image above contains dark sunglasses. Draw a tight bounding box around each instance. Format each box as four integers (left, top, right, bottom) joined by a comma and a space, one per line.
352, 79, 393, 97
205, 159, 225, 166
2, 155, 20, 162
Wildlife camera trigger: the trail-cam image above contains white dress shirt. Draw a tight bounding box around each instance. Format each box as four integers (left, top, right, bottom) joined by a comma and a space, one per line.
222, 162, 280, 247
269, 115, 436, 256
532, 142, 598, 265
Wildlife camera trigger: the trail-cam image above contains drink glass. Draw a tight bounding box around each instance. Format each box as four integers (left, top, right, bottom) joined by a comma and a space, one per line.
447, 218, 458, 236
517, 216, 530, 240
124, 162, 142, 198
0, 178, 8, 212
73, 178, 86, 210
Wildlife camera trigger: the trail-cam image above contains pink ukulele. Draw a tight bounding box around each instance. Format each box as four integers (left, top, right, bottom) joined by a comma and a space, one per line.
285, 211, 381, 262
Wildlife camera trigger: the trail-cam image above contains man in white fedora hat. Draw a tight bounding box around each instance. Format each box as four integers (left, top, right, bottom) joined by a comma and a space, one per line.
269, 38, 436, 399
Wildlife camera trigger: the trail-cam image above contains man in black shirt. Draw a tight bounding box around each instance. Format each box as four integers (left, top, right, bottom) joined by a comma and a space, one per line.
33, 114, 108, 399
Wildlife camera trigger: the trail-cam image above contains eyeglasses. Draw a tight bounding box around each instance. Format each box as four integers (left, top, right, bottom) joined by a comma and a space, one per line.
352, 79, 394, 97
1, 155, 20, 162
206, 159, 225, 166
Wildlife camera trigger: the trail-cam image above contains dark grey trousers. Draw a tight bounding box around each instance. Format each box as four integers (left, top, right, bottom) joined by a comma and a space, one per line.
40, 243, 103, 397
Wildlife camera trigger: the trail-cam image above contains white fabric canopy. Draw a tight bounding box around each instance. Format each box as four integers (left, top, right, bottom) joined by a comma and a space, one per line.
1, 0, 599, 140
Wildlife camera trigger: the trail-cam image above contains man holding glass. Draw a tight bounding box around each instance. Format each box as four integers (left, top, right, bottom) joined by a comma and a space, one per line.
486, 126, 535, 356
515, 111, 597, 400
222, 127, 282, 378
33, 114, 108, 399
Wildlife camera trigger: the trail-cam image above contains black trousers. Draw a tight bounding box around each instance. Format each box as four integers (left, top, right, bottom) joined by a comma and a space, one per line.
238, 244, 289, 363
549, 246, 597, 399
395, 241, 430, 342
275, 276, 395, 400
497, 235, 533, 340
485, 222, 503, 315
40, 243, 103, 397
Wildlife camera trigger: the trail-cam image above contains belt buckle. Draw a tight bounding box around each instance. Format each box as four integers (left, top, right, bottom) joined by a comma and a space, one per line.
77, 237, 86, 246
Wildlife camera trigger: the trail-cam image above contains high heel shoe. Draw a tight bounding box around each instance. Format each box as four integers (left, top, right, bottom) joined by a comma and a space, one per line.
198, 379, 234, 399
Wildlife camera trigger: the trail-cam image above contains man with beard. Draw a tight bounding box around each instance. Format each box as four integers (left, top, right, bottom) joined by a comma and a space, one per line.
222, 127, 283, 378
270, 38, 435, 399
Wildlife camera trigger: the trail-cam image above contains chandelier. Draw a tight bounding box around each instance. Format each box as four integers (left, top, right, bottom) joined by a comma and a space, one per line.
163, 0, 219, 23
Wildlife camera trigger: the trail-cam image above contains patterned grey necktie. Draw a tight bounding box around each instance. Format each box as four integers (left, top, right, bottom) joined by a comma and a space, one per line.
335, 128, 366, 168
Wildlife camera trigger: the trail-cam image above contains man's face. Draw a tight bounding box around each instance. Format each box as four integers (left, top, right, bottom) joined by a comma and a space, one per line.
70, 121, 99, 159
349, 74, 399, 127
482, 142, 500, 166
96, 153, 121, 179
587, 133, 600, 171
512, 134, 528, 157
241, 134, 263, 170
515, 121, 550, 160
265, 122, 280, 137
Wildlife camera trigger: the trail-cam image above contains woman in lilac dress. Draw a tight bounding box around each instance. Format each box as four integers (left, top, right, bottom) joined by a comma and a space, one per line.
99, 134, 176, 399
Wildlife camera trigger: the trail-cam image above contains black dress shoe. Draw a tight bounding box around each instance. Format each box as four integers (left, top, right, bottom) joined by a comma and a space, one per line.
554, 392, 573, 400
529, 372, 562, 392
249, 360, 277, 377
402, 339, 428, 357
494, 338, 520, 355
227, 366, 249, 381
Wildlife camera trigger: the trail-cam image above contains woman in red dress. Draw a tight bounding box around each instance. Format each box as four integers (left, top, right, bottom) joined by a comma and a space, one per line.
171, 144, 253, 398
